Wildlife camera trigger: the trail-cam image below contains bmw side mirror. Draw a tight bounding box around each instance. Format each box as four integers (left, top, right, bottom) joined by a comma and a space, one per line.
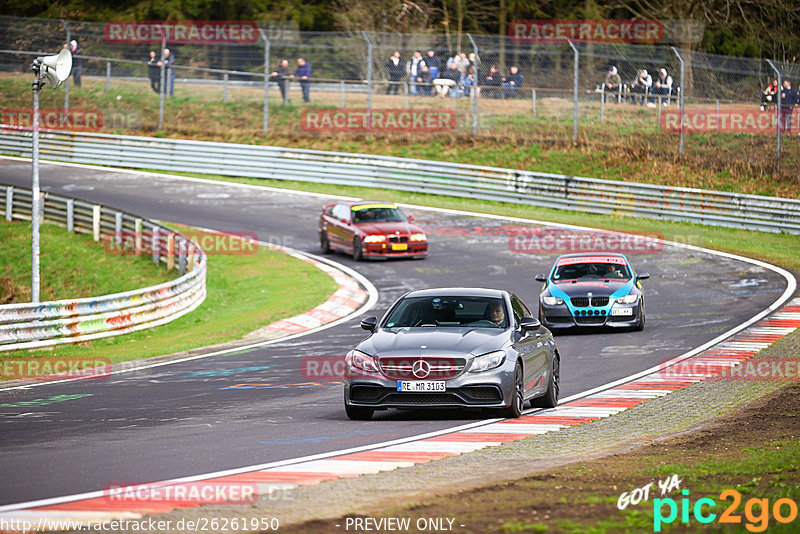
637, 272, 650, 281
407, 215, 414, 221
520, 316, 541, 332
360, 316, 378, 332
535, 273, 547, 282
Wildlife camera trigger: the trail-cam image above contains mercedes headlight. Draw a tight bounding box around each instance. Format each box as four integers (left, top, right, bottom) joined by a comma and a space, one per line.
468, 351, 505, 373
349, 350, 380, 372
542, 296, 564, 306
614, 294, 638, 304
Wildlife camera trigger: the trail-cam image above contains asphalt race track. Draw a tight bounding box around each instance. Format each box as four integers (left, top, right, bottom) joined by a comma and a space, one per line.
0, 158, 790, 506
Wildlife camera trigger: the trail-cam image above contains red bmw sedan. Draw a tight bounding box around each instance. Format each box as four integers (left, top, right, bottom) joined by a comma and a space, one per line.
318, 201, 428, 260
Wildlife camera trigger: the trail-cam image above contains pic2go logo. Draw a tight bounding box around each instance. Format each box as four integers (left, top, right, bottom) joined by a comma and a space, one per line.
654, 489, 799, 532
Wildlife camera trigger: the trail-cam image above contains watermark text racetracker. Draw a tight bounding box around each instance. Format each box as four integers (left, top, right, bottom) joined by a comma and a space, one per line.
509, 228, 663, 255
1, 357, 111, 381
302, 109, 456, 133
103, 230, 294, 255
661, 108, 799, 134
104, 20, 259, 44
0, 516, 280, 533
509, 19, 663, 43
1, 109, 141, 132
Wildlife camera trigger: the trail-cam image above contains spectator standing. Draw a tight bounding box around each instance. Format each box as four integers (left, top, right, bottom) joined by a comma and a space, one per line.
425, 50, 442, 79
290, 58, 312, 103
779, 79, 798, 132
653, 68, 672, 105
416, 64, 434, 96
482, 66, 502, 99
762, 78, 778, 110
502, 66, 523, 99
271, 59, 291, 103
630, 69, 651, 106
385, 51, 405, 95
64, 40, 81, 87
157, 48, 175, 95
147, 50, 160, 93
602, 66, 621, 101
406, 51, 425, 96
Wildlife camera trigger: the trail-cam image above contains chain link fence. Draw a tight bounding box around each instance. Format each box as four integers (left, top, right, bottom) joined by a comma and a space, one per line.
1, 15, 798, 182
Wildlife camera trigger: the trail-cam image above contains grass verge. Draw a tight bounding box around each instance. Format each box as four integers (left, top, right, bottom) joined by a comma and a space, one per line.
145, 170, 800, 274
0, 220, 338, 367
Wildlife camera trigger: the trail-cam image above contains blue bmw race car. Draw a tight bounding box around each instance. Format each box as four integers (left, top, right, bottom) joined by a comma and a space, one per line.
535, 253, 649, 331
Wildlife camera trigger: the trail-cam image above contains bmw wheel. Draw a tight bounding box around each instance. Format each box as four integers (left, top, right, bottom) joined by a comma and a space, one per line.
501, 361, 524, 418
353, 237, 364, 261
320, 232, 332, 254
634, 298, 646, 331
532, 355, 559, 408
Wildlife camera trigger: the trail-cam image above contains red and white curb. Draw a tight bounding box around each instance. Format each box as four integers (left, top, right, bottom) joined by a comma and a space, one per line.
2, 298, 798, 527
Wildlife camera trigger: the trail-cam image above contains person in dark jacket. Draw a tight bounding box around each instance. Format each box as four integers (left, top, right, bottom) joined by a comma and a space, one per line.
270, 59, 291, 103
425, 50, 442, 79
482, 66, 502, 99
779, 79, 799, 133
385, 51, 405, 95
290, 58, 312, 103
147, 50, 160, 93
502, 66, 523, 99
416, 64, 434, 96
157, 48, 175, 95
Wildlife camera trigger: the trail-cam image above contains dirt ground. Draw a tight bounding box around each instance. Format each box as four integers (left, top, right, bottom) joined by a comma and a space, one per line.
277, 383, 800, 533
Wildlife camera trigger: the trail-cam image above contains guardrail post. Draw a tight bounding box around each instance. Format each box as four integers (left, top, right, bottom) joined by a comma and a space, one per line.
66, 198, 74, 231
152, 226, 160, 265
223, 72, 229, 103
135, 218, 142, 254
92, 205, 101, 242
5, 187, 12, 221
567, 40, 579, 144
114, 211, 122, 245
105, 61, 111, 92
167, 233, 175, 271
532, 88, 536, 119
671, 46, 685, 155
259, 29, 270, 135
178, 239, 187, 274
766, 60, 781, 171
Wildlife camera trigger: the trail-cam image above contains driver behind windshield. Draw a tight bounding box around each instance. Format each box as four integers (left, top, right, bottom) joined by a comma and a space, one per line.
487, 301, 506, 327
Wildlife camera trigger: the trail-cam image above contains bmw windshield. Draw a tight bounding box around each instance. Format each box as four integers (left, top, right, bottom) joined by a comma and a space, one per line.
552, 257, 631, 282
352, 205, 405, 223
383, 296, 508, 329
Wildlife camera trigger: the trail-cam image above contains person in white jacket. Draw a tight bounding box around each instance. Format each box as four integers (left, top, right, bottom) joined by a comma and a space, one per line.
652, 68, 673, 106
630, 69, 652, 106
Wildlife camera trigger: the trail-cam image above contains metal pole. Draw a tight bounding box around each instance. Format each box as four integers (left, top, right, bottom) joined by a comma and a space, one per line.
362, 31, 373, 137
766, 60, 781, 169
61, 20, 70, 114
600, 85, 605, 122
105, 61, 111, 92
567, 40, 578, 143
532, 88, 536, 119
31, 77, 41, 303
715, 99, 719, 132
671, 46, 685, 155
404, 81, 409, 107
158, 38, 166, 131
223, 72, 229, 103
340, 81, 345, 108
259, 29, 270, 135
467, 33, 479, 137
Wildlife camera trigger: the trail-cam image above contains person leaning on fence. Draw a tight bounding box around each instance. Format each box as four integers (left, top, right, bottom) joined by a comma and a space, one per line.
416, 64, 434, 96
385, 51, 405, 95
434, 62, 461, 98
779, 79, 799, 133
271, 59, 291, 103
502, 66, 523, 99
425, 49, 442, 79
462, 66, 476, 97
158, 48, 175, 96
290, 58, 312, 103
483, 66, 502, 99
406, 51, 426, 96
762, 78, 778, 110
147, 51, 160, 93
653, 68, 673, 106
602, 66, 621, 101
630, 69, 651, 106
63, 40, 81, 88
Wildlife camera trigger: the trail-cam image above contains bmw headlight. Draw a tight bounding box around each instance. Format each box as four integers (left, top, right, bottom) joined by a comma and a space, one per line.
468, 350, 505, 373
614, 294, 638, 305
349, 350, 380, 372
363, 235, 386, 243
409, 233, 426, 242
542, 296, 564, 306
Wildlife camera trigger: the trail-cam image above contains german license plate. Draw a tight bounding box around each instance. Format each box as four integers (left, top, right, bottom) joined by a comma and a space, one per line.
397, 381, 445, 392
391, 243, 408, 251
611, 307, 633, 316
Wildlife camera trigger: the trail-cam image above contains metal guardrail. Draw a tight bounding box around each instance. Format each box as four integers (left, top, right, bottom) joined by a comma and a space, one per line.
1, 129, 798, 234
0, 183, 207, 352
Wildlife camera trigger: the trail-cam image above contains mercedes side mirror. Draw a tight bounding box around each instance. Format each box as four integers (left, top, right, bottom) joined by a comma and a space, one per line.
360, 316, 378, 332
637, 272, 650, 281
535, 273, 547, 282
520, 316, 541, 332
